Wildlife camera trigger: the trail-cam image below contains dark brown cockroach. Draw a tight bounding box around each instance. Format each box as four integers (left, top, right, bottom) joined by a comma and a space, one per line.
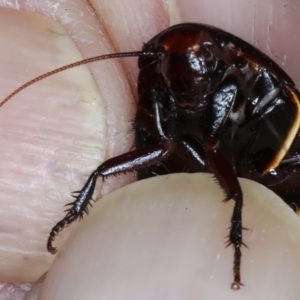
2, 23, 300, 290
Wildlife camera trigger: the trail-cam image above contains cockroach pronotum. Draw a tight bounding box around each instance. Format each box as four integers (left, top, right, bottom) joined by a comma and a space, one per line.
1, 23, 300, 290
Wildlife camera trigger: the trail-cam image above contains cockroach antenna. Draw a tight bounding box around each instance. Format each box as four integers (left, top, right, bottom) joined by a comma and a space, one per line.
0, 50, 160, 108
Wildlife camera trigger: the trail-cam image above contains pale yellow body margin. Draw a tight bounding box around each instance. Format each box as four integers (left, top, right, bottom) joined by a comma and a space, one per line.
264, 87, 300, 173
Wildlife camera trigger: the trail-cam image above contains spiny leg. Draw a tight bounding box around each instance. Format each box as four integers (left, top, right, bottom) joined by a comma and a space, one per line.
47, 144, 173, 254
47, 170, 98, 254
225, 194, 244, 290
205, 137, 245, 290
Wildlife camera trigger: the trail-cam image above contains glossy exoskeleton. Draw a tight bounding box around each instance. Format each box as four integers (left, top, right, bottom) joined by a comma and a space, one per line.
2, 23, 300, 290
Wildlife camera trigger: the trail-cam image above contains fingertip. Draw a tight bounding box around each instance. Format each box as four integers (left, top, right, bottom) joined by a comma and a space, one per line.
39, 174, 300, 299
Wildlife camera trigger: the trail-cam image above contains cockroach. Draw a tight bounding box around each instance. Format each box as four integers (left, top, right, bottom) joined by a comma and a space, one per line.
1, 23, 300, 290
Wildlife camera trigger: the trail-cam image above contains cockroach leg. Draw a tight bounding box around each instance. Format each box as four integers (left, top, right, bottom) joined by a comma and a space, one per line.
47, 144, 174, 253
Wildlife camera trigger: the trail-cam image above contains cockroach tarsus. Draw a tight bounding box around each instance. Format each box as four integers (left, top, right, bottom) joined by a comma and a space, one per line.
2, 23, 300, 290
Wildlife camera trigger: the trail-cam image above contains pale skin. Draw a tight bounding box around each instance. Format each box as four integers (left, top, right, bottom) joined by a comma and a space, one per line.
0, 0, 300, 299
